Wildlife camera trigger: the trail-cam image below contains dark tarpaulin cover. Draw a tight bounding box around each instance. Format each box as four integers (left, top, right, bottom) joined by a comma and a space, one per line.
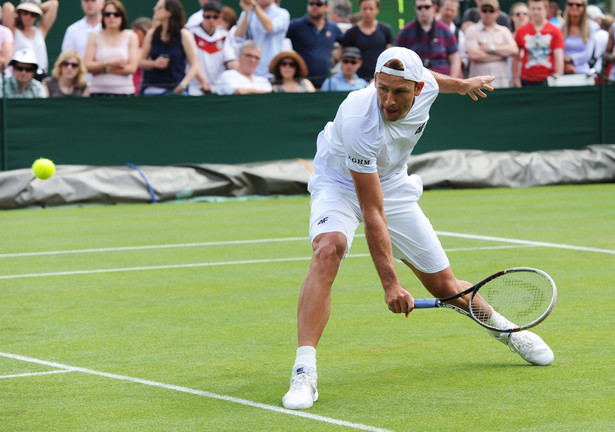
1, 145, 613, 210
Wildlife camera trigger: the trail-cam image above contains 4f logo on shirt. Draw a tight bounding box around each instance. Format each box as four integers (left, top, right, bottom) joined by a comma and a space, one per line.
317, 217, 329, 225
415, 122, 426, 135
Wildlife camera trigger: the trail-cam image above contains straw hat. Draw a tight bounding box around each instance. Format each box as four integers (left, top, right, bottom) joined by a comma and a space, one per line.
268, 50, 309, 78
16, 0, 43, 16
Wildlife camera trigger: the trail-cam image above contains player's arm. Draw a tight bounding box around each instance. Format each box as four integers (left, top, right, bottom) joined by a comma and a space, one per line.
349, 169, 414, 316
430, 70, 495, 101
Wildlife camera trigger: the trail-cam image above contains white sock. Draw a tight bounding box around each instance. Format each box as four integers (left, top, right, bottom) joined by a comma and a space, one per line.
486, 311, 516, 341
293, 346, 317, 374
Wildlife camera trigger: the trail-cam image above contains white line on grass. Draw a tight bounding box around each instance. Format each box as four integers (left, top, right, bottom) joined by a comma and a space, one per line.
0, 245, 532, 280
0, 352, 395, 432
0, 232, 612, 260
0, 237, 310, 258
438, 231, 615, 255
0, 369, 74, 379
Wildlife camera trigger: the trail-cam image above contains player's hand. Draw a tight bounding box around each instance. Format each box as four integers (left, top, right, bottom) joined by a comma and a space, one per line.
386, 285, 414, 317
460, 75, 495, 101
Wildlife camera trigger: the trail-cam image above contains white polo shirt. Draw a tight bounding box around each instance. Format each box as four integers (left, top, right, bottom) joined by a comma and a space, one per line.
62, 17, 102, 58
312, 68, 439, 194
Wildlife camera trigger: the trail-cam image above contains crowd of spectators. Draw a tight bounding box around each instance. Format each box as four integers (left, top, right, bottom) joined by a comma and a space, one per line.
1, 0, 615, 98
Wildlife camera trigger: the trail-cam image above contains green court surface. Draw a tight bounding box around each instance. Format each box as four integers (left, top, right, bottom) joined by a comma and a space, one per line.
1, 184, 613, 431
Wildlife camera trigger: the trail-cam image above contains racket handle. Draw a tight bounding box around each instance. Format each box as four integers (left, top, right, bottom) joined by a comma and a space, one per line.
413, 298, 438, 308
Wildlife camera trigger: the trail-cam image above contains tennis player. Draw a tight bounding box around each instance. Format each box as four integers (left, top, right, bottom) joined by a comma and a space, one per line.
282, 47, 554, 410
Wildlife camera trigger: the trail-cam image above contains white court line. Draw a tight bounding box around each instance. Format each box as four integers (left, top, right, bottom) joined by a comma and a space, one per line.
0, 352, 395, 432
0, 232, 612, 260
0, 369, 74, 379
0, 237, 309, 259
438, 231, 615, 255
0, 245, 533, 280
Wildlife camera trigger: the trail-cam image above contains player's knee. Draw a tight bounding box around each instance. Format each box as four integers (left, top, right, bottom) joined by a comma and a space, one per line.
313, 235, 346, 264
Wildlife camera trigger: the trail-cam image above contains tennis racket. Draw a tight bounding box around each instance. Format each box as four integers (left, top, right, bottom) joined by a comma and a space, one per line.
413, 267, 557, 332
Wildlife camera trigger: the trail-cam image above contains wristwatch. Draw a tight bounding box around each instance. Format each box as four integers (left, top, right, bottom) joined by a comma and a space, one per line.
489, 45, 496, 54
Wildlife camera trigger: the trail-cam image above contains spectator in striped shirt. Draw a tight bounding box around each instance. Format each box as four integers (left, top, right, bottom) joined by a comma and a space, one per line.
395, 0, 461, 77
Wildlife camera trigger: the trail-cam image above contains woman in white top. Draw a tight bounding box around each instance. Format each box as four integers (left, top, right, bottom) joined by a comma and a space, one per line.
2, 0, 58, 80
84, 0, 139, 96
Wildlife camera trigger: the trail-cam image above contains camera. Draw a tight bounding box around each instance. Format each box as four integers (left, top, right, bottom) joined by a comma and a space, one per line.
422, 58, 432, 69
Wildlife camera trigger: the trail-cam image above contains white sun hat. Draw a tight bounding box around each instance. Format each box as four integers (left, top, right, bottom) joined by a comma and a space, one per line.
375, 47, 424, 82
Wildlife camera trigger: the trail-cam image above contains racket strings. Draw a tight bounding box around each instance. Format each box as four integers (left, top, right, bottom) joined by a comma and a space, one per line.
470, 271, 554, 330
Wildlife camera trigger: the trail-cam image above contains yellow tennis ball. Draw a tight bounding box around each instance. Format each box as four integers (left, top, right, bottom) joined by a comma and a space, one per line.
32, 158, 56, 180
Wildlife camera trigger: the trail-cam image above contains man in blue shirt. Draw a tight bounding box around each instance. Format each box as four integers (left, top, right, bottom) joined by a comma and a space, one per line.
287, 0, 343, 88
320, 46, 369, 91
235, 0, 290, 78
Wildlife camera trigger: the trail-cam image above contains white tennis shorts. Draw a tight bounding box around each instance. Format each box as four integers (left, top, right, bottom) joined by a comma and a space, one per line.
308, 174, 450, 274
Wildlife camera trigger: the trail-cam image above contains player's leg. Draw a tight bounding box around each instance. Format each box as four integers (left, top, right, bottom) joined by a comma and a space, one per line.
283, 187, 360, 409
387, 196, 554, 366
297, 232, 347, 348
403, 261, 554, 366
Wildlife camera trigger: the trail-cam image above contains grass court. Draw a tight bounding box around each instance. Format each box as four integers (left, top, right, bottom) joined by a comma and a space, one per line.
1, 183, 613, 431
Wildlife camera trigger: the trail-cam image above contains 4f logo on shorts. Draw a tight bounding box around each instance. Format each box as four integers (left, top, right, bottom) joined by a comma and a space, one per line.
317, 217, 329, 225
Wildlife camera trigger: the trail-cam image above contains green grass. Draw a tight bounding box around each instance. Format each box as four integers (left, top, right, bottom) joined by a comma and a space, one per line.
1, 184, 614, 431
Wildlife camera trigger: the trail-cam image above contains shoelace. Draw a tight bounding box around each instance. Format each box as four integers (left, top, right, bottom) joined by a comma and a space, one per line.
509, 333, 535, 354
290, 373, 315, 392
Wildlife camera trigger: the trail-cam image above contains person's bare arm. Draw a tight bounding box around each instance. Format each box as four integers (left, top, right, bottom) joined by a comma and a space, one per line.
431, 70, 495, 100
39, 0, 59, 37
350, 169, 413, 316
553, 48, 564, 76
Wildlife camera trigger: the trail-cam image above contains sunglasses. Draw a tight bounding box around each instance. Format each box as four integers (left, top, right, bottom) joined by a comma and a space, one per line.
341, 58, 358, 65
416, 5, 432, 10
566, 2, 584, 7
243, 53, 260, 61
18, 10, 39, 17
203, 14, 220, 20
13, 65, 36, 73
481, 8, 496, 13
308, 2, 326, 6
103, 11, 122, 18
62, 61, 80, 68
280, 61, 297, 67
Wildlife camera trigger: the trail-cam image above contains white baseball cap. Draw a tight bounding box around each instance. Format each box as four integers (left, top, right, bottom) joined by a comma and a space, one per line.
587, 5, 605, 20
375, 47, 423, 82
10, 48, 38, 68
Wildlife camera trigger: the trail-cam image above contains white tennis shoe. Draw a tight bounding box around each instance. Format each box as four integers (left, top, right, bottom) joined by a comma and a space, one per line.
496, 330, 554, 366
282, 365, 318, 410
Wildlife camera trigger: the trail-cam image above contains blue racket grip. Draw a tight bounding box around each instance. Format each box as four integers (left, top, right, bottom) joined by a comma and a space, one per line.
413, 298, 438, 308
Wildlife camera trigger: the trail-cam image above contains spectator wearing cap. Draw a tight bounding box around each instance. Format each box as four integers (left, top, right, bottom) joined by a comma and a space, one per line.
587, 5, 608, 73
2, 0, 59, 80
320, 46, 369, 91
186, 1, 238, 95
269, 50, 315, 92
286, 0, 343, 89
0, 48, 47, 98
396, 0, 460, 77
465, 0, 517, 88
